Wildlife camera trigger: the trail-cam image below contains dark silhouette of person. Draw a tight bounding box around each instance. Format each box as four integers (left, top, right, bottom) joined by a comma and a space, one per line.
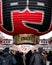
47, 51, 52, 65
15, 51, 24, 65
25, 50, 32, 65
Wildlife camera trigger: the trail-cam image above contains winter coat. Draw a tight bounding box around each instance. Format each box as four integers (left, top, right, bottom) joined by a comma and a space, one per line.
0, 56, 3, 65
2, 52, 17, 65
29, 52, 46, 65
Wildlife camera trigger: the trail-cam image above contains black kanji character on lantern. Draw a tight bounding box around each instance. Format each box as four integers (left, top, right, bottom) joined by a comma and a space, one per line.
2, 0, 51, 32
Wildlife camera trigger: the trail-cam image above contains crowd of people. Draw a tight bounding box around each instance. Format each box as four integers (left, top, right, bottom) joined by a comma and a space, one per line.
0, 47, 52, 65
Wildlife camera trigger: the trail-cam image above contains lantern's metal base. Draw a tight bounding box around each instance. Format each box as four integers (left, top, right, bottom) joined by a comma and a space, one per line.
13, 34, 39, 45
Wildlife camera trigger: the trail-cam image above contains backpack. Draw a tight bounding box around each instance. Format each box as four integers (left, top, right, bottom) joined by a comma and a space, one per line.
2, 55, 11, 65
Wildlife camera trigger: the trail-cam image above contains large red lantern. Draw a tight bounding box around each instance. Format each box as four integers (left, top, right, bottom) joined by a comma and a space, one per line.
0, 0, 52, 35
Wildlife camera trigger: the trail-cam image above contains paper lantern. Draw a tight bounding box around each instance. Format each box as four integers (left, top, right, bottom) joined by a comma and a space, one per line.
0, 0, 52, 35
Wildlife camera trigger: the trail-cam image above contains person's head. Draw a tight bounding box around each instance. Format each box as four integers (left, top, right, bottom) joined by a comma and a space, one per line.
3, 47, 9, 52
20, 52, 23, 55
38, 47, 43, 53
0, 52, 3, 56
49, 51, 52, 54
42, 50, 47, 54
11, 50, 17, 55
34, 50, 36, 52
